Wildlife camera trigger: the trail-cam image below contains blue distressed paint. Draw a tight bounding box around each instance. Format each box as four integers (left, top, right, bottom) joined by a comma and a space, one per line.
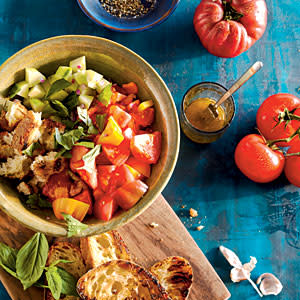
0, 0, 299, 299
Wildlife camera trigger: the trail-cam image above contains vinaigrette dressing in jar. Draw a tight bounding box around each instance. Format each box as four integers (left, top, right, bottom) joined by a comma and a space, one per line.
180, 82, 235, 143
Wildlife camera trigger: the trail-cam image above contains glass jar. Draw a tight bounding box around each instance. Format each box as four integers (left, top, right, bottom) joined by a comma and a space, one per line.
180, 82, 235, 143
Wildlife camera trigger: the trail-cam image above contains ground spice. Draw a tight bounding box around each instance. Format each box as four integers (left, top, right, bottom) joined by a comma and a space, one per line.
99, 0, 157, 18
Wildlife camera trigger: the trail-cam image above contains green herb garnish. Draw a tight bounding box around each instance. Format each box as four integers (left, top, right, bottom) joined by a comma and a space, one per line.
97, 83, 112, 107
77, 106, 98, 134
50, 100, 69, 118
96, 114, 106, 132
62, 213, 88, 238
75, 141, 95, 148
46, 79, 71, 98
23, 142, 41, 157
55, 126, 85, 150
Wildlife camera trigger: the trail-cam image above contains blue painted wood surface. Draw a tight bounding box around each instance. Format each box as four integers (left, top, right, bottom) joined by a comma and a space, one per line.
0, 1, 299, 299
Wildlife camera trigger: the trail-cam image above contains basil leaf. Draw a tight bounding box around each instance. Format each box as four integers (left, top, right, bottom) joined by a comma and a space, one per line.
61, 119, 78, 130
57, 267, 78, 296
8, 84, 21, 98
77, 145, 101, 174
22, 142, 41, 157
62, 213, 88, 238
49, 259, 72, 267
64, 92, 79, 111
97, 83, 112, 107
50, 100, 69, 118
62, 151, 72, 158
0, 242, 18, 278
16, 233, 49, 290
55, 127, 85, 150
46, 79, 71, 98
75, 141, 95, 148
46, 266, 62, 300
96, 114, 106, 132
77, 106, 98, 134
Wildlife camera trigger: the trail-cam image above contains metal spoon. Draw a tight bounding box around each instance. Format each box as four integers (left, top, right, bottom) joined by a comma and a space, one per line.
207, 61, 263, 118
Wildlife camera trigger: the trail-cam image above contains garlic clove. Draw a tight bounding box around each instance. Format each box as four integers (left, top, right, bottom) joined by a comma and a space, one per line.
257, 273, 283, 296
230, 267, 249, 282
243, 256, 257, 273
219, 246, 243, 268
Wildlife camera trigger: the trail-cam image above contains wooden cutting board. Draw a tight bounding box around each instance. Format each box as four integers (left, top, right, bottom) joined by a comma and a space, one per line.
0, 195, 230, 300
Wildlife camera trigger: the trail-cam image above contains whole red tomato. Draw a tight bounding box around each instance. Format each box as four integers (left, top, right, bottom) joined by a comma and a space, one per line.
193, 0, 267, 58
284, 146, 300, 187
234, 134, 285, 183
256, 93, 300, 147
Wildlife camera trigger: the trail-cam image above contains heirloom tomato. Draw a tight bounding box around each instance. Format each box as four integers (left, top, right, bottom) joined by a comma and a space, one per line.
193, 0, 267, 58
256, 93, 300, 147
234, 134, 285, 183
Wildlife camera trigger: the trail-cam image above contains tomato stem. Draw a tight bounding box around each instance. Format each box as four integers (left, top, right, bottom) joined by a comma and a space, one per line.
285, 151, 300, 157
275, 107, 300, 128
267, 127, 300, 147
222, 0, 244, 21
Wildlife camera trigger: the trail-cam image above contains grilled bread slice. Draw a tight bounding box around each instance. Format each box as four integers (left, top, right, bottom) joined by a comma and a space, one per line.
45, 242, 87, 300
150, 256, 193, 300
77, 260, 171, 300
80, 230, 131, 270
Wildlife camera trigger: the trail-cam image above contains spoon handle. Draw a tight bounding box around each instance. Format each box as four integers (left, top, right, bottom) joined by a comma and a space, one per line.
215, 61, 263, 108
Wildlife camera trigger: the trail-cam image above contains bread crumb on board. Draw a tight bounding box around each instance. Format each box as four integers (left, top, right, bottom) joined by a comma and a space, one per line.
196, 225, 204, 231
148, 222, 159, 228
189, 208, 198, 218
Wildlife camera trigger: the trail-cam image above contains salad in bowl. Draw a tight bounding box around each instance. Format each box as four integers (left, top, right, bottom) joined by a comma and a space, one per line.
0, 55, 161, 225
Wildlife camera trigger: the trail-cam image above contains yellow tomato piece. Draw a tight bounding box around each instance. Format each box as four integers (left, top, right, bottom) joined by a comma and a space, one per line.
52, 198, 89, 222
98, 116, 124, 146
138, 100, 154, 112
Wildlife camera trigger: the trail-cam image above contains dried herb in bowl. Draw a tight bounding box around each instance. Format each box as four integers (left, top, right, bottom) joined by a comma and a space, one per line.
99, 0, 157, 18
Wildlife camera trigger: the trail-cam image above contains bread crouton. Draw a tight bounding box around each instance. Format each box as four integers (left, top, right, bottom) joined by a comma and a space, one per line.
80, 231, 131, 270
150, 256, 193, 300
30, 151, 67, 186
39, 118, 65, 151
17, 182, 32, 195
0, 154, 32, 179
5, 100, 28, 128
12, 111, 42, 152
0, 132, 14, 159
77, 260, 171, 300
46, 242, 87, 300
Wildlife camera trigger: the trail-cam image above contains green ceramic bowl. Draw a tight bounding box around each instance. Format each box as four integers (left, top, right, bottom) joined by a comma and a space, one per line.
0, 35, 180, 237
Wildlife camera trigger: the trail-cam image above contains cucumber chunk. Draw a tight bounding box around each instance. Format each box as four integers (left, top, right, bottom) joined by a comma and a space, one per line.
28, 84, 45, 99
86, 69, 103, 89
55, 66, 73, 82
73, 71, 88, 85
9, 81, 29, 98
48, 90, 69, 101
41, 79, 51, 94
25, 68, 46, 87
78, 94, 94, 109
70, 56, 86, 73
96, 78, 111, 93
29, 98, 46, 112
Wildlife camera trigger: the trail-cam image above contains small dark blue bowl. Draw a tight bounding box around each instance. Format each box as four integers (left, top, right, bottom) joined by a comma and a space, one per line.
77, 0, 180, 32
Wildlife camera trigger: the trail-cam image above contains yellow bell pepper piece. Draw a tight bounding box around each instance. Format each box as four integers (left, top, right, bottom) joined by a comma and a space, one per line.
98, 116, 124, 146
138, 100, 154, 112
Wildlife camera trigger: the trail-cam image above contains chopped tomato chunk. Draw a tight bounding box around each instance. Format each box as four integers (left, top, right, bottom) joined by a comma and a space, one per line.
122, 82, 138, 95
114, 180, 148, 210
97, 165, 117, 193
52, 197, 89, 222
109, 105, 132, 129
126, 157, 151, 178
42, 171, 71, 201
133, 107, 155, 127
74, 189, 93, 215
130, 131, 161, 164
93, 190, 118, 221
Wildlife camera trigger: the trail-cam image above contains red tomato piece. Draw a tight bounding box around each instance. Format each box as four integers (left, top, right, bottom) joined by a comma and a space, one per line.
109, 105, 132, 129
74, 189, 93, 215
126, 157, 151, 177
111, 92, 127, 104
130, 131, 161, 164
114, 165, 136, 187
126, 119, 140, 134
102, 128, 133, 166
70, 146, 98, 189
114, 180, 148, 210
234, 134, 285, 183
42, 171, 71, 201
193, 0, 267, 58
256, 93, 300, 147
93, 191, 118, 221
284, 145, 300, 187
95, 151, 112, 165
132, 107, 155, 127
97, 165, 117, 193
122, 82, 138, 95
121, 94, 136, 106
127, 100, 140, 113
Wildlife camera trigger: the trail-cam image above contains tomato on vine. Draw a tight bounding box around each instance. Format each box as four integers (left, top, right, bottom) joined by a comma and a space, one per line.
256, 93, 300, 147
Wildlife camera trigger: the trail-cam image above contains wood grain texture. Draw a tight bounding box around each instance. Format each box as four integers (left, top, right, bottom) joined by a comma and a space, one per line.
0, 195, 230, 300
